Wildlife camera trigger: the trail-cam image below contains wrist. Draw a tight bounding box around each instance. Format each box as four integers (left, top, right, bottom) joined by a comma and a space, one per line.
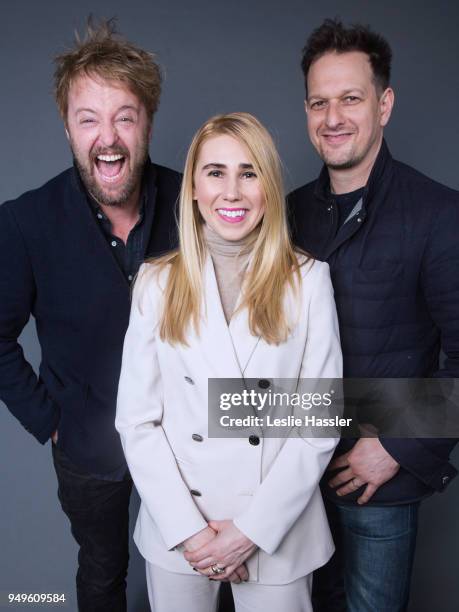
182, 525, 216, 551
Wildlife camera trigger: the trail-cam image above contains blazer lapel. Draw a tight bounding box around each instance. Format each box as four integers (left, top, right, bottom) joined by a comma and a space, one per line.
228, 289, 261, 376
199, 257, 242, 378
199, 256, 253, 379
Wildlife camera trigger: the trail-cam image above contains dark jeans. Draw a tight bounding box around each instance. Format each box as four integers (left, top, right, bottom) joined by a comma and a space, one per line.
52, 444, 132, 612
313, 499, 419, 612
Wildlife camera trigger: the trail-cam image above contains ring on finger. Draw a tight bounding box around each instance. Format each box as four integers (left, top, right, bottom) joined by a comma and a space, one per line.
211, 564, 226, 575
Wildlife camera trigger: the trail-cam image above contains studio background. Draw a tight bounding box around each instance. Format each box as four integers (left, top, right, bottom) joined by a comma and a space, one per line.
1, 0, 458, 610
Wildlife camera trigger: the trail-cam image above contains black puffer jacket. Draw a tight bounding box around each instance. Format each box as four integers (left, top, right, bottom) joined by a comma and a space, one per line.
288, 140, 459, 504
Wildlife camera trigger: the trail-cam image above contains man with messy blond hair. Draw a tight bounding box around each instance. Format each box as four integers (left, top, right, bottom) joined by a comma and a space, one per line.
0, 18, 180, 611
54, 18, 162, 121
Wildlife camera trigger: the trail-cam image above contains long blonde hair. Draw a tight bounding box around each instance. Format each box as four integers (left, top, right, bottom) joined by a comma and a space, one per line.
155, 112, 304, 345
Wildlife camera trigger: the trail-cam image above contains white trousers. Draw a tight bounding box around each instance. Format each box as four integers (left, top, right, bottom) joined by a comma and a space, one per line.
146, 562, 313, 612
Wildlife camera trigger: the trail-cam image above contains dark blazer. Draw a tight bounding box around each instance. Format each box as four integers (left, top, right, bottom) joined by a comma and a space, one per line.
0, 162, 180, 474
288, 140, 459, 504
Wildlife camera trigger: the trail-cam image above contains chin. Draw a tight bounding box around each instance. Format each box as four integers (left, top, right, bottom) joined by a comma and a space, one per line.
322, 148, 361, 170
319, 143, 354, 167
326, 158, 360, 171
91, 177, 137, 207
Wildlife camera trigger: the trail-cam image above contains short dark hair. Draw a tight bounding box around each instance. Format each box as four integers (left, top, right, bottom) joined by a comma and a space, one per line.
301, 18, 392, 95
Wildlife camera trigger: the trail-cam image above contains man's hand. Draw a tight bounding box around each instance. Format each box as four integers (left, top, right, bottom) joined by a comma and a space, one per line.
184, 520, 256, 581
51, 430, 58, 444
327, 438, 400, 504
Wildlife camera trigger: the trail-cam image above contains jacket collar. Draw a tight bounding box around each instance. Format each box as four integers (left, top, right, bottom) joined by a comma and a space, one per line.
315, 140, 394, 261
314, 138, 394, 208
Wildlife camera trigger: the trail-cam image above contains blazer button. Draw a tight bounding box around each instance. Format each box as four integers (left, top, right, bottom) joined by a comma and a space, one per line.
249, 435, 260, 446
184, 376, 194, 385
258, 379, 270, 389
192, 434, 203, 442
190, 489, 202, 497
442, 475, 450, 486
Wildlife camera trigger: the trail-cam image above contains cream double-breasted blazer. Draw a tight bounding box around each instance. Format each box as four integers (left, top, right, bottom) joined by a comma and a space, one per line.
115, 255, 342, 584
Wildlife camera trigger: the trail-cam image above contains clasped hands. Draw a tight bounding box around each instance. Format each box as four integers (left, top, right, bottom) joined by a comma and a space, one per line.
182, 520, 257, 584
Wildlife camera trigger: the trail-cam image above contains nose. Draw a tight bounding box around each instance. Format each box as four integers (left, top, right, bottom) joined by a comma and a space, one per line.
325, 101, 345, 130
223, 175, 241, 202
98, 120, 119, 148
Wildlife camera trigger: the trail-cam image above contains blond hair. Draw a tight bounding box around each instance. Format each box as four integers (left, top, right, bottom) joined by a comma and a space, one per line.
54, 17, 162, 121
154, 112, 305, 345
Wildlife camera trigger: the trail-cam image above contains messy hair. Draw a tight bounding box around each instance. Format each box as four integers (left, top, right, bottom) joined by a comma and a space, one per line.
54, 17, 162, 121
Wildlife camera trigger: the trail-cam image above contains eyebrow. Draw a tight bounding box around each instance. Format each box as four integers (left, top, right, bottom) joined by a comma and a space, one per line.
340, 88, 365, 96
308, 88, 365, 101
201, 162, 254, 170
75, 104, 139, 114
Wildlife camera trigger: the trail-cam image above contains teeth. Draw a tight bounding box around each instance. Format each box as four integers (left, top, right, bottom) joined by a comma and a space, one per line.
218, 209, 246, 218
96, 154, 124, 162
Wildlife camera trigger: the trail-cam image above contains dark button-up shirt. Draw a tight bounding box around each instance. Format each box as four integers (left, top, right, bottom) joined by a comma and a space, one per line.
88, 182, 155, 285
80, 176, 157, 480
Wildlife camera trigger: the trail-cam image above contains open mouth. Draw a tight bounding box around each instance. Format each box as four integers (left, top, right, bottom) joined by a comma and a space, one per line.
94, 154, 127, 183
217, 208, 248, 223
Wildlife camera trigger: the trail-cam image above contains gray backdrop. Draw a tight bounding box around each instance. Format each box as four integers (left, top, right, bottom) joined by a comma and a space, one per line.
1, 0, 458, 610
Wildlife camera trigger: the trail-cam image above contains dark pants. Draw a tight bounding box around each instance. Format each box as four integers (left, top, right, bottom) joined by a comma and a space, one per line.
312, 499, 419, 612
52, 444, 132, 612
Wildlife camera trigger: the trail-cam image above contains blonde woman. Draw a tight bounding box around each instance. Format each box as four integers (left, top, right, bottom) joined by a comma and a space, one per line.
115, 113, 342, 611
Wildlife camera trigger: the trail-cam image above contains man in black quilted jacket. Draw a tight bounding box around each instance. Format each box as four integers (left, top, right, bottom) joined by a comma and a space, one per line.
288, 18, 459, 612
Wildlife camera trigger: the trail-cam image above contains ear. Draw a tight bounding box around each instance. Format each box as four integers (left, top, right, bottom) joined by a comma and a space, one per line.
304, 99, 309, 116
379, 87, 395, 127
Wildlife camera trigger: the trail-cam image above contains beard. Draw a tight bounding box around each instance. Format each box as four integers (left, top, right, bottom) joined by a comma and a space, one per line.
318, 130, 381, 172
325, 154, 363, 170
319, 141, 365, 171
71, 136, 149, 208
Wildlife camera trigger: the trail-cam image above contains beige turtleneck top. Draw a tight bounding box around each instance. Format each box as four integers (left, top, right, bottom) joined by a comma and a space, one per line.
202, 223, 255, 324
